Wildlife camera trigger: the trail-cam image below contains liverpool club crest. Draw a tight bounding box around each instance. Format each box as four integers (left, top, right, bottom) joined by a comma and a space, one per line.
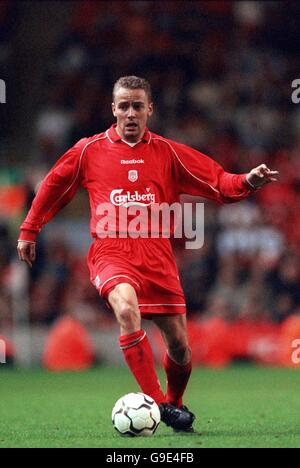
128, 170, 138, 182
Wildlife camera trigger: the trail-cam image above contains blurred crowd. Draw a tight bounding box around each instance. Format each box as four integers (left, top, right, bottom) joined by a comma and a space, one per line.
1, 1, 300, 331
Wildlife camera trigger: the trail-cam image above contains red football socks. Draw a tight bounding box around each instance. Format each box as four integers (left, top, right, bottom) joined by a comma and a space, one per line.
164, 352, 192, 407
119, 330, 165, 405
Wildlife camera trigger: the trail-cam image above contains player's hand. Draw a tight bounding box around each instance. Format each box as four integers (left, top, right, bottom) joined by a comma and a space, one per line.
17, 241, 36, 268
246, 164, 280, 189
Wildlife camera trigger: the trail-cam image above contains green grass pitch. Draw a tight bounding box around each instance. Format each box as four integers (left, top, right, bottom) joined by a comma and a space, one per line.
0, 365, 299, 448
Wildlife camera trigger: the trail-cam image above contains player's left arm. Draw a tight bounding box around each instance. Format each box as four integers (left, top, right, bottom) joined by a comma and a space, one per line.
170, 140, 279, 203
245, 164, 280, 189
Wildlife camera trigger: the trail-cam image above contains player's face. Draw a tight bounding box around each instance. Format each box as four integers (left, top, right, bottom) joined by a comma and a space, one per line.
112, 88, 153, 143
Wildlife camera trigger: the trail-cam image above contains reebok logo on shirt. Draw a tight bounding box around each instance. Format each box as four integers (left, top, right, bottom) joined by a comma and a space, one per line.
121, 159, 144, 165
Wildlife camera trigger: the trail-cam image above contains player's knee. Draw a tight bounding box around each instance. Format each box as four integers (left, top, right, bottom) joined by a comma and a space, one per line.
116, 300, 140, 329
108, 285, 140, 330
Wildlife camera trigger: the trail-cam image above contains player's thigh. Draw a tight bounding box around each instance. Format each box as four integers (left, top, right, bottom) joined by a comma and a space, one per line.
108, 282, 140, 324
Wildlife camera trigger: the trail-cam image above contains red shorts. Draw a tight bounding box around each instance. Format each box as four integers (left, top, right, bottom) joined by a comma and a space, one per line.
87, 237, 186, 319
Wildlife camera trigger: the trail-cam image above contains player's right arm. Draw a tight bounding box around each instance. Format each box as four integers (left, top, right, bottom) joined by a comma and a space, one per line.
17, 138, 88, 267
17, 240, 36, 268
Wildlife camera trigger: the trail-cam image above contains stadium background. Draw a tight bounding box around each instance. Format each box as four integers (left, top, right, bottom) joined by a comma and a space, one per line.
1, 0, 300, 370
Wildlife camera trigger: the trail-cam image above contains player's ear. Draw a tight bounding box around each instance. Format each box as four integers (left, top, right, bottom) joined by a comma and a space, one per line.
112, 102, 117, 117
148, 102, 153, 117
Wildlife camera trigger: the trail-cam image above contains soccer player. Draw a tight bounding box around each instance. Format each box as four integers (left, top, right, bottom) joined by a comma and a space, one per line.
17, 76, 279, 432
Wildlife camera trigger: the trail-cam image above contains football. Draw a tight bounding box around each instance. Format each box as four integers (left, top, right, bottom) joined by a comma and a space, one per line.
112, 392, 161, 437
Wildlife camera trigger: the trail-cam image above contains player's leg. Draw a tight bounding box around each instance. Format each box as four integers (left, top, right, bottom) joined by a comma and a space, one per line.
108, 282, 141, 335
152, 314, 192, 408
152, 313, 195, 431
108, 283, 165, 405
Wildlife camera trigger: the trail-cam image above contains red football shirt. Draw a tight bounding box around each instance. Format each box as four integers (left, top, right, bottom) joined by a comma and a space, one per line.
19, 124, 255, 242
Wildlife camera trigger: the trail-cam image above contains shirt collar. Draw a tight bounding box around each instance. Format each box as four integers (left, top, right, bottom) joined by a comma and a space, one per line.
107, 124, 151, 143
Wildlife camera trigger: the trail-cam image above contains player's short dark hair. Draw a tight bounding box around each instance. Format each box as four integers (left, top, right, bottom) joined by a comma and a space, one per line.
113, 76, 152, 102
